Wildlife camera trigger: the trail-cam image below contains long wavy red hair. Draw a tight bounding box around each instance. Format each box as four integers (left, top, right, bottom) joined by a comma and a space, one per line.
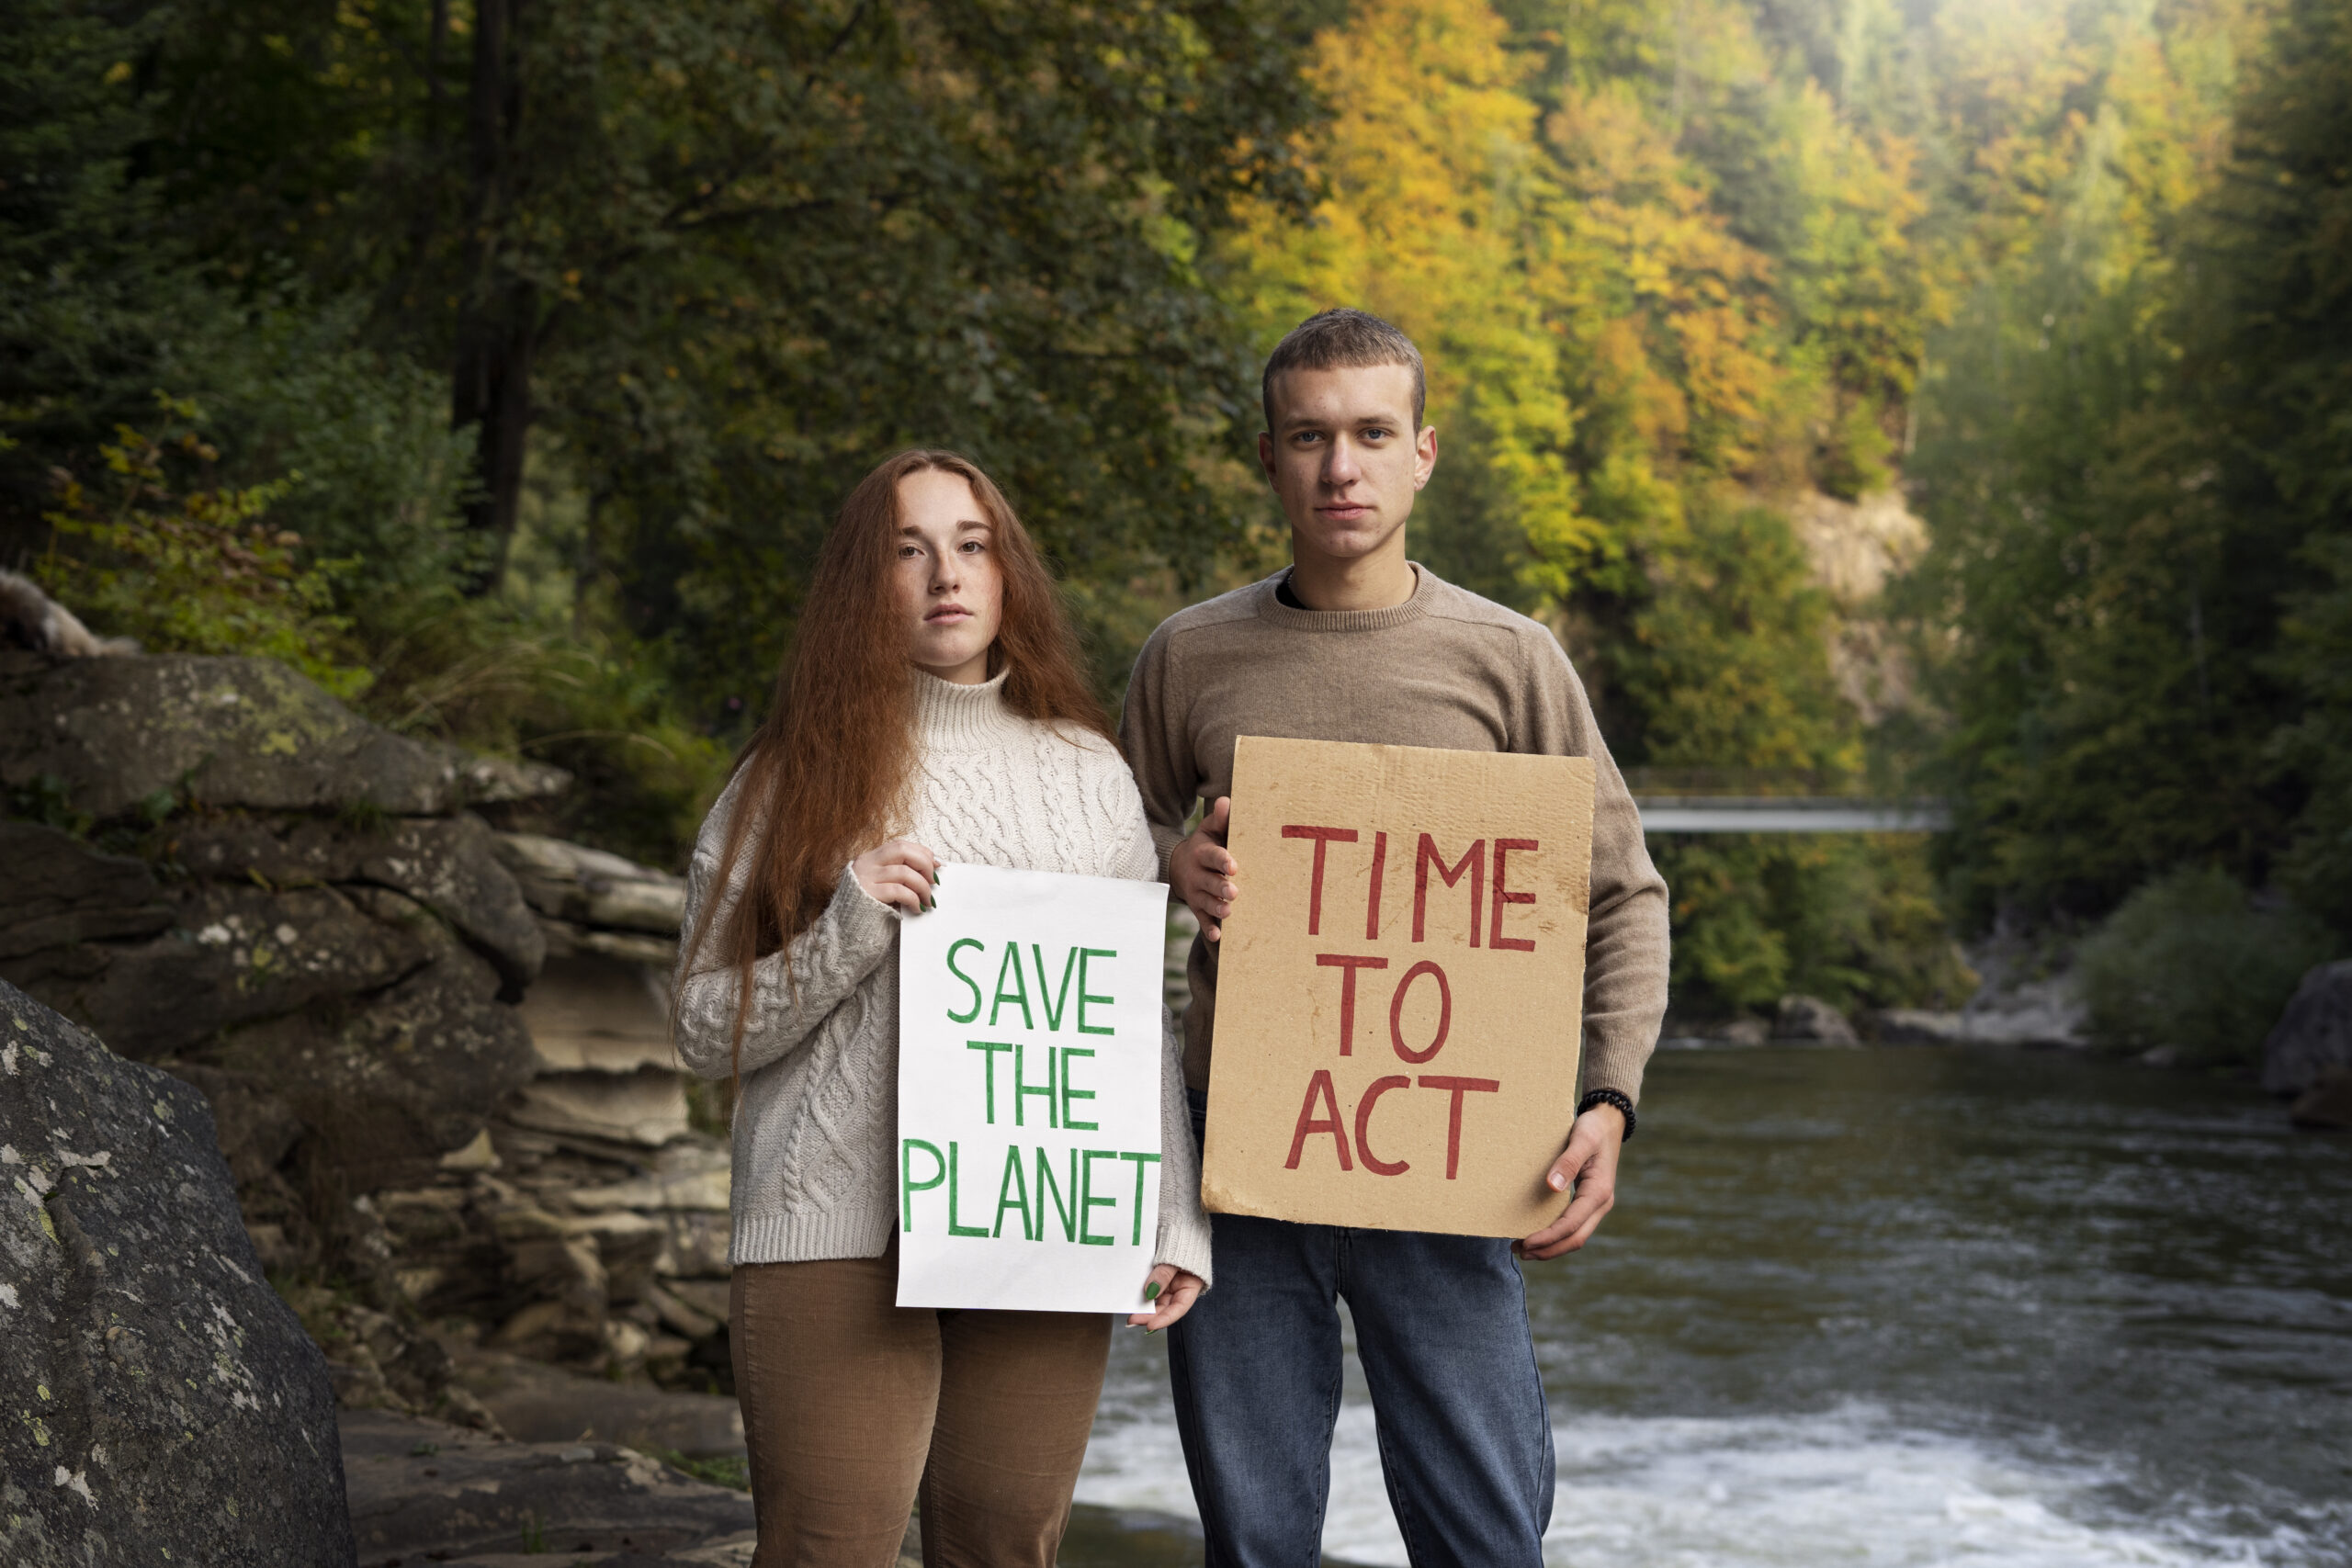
686, 449, 1113, 1080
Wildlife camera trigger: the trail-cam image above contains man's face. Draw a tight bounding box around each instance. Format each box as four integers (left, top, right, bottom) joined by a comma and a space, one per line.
1259, 363, 1438, 563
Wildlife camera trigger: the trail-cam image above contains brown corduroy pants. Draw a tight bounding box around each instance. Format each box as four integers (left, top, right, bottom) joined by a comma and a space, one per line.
729, 1247, 1112, 1568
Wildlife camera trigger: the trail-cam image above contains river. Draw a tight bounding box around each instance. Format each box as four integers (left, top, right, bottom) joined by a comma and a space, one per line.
1066, 1044, 2352, 1567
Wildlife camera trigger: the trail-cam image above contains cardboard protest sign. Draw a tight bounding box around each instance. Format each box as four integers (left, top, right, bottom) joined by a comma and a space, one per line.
897, 863, 1170, 1313
1201, 737, 1595, 1237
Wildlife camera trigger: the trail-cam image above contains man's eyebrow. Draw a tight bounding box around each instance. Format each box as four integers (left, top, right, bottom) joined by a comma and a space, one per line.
1282, 411, 1405, 432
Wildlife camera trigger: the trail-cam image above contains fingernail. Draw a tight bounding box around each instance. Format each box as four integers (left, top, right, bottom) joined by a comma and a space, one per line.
1548, 1173, 1566, 1190
933, 868, 943, 883
1145, 1281, 1161, 1301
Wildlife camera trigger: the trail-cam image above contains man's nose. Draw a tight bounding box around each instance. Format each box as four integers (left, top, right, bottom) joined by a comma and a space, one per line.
1324, 436, 1362, 486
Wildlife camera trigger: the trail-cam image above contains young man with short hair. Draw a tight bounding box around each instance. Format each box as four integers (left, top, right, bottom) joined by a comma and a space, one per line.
1119, 308, 1670, 1568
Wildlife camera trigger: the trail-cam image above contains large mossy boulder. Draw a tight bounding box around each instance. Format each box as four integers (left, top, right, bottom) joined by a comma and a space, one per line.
2262, 960, 2352, 1097
0, 981, 355, 1566
0, 654, 462, 818
0, 651, 568, 819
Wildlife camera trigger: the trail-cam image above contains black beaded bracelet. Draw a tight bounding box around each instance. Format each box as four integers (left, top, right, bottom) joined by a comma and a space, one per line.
1577, 1089, 1636, 1142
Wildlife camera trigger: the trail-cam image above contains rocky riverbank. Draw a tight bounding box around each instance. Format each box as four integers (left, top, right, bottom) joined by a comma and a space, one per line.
7, 636, 2343, 1564
0, 648, 739, 1430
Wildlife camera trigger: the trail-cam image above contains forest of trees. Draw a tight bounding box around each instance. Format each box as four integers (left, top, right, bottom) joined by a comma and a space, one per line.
6, 0, 2346, 1039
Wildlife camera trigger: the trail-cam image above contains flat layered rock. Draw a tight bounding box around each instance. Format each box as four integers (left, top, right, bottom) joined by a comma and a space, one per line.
447, 1348, 746, 1458
509, 1070, 693, 1149
175, 814, 546, 992
341, 1407, 752, 1565
496, 833, 686, 935
522, 954, 678, 1076
0, 823, 171, 960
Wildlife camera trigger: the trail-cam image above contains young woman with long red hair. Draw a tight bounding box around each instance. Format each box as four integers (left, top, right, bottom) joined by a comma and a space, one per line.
673, 449, 1208, 1568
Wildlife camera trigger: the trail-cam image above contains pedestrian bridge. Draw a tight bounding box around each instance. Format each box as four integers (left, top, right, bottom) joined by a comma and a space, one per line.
1632, 796, 1951, 833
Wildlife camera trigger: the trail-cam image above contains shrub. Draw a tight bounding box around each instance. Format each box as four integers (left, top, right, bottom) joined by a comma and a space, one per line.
1651, 831, 1975, 1018
35, 401, 370, 698
2075, 867, 2335, 1066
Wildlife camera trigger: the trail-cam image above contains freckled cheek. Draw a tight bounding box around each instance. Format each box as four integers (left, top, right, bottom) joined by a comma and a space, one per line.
892, 567, 932, 626
975, 562, 1007, 635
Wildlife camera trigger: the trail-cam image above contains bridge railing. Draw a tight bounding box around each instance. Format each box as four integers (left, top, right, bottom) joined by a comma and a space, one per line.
1632, 796, 1952, 833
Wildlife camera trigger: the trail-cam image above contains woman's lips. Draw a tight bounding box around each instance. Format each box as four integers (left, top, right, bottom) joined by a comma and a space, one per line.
925, 605, 971, 623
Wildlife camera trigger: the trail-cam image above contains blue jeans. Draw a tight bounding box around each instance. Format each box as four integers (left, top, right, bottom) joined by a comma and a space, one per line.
1169, 1091, 1555, 1568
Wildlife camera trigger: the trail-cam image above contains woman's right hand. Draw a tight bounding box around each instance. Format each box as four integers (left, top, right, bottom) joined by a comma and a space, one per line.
852, 839, 941, 914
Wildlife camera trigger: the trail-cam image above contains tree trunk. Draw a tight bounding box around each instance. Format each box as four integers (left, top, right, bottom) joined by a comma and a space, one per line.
451, 0, 532, 594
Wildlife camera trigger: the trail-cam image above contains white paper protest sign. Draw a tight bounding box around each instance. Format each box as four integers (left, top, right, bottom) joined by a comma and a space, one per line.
896, 862, 1170, 1313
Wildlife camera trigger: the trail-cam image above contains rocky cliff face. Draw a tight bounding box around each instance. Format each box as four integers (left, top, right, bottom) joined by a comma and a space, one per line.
0, 652, 559, 1268
1786, 487, 1926, 726
0, 649, 735, 1413
1, 979, 354, 1567
348, 832, 738, 1391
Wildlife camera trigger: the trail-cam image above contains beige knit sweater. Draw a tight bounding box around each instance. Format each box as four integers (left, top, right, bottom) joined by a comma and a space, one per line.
1121, 565, 1671, 1106
673, 671, 1214, 1285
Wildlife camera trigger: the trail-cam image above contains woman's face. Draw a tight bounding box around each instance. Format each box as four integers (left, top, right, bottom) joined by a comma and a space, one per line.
892, 468, 1004, 684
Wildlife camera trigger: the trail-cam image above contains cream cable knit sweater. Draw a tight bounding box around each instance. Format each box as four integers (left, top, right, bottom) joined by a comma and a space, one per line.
673, 670, 1214, 1288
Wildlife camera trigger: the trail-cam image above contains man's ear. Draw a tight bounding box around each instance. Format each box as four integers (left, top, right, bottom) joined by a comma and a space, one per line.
1258, 430, 1279, 486
1414, 424, 1439, 490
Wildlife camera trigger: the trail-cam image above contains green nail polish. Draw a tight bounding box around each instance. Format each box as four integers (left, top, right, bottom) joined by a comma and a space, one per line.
1145, 1280, 1161, 1301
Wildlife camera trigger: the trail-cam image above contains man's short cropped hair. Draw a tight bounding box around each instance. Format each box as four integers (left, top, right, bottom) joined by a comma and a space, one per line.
1261, 308, 1427, 434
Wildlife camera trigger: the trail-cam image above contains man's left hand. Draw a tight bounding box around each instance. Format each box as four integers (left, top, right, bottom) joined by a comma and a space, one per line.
1516, 1104, 1625, 1261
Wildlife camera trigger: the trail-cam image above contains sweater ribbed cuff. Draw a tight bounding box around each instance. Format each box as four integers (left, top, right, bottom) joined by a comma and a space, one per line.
729, 1202, 896, 1268
1153, 1209, 1215, 1291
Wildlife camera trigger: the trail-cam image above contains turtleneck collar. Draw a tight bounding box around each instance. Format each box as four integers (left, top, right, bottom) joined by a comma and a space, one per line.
912, 667, 1029, 752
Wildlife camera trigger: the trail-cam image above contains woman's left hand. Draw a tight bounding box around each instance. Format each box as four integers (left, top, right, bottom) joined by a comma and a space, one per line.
1127, 1264, 1204, 1332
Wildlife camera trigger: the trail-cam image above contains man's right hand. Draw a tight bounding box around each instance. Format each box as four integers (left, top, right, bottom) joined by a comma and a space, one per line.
1170, 796, 1239, 941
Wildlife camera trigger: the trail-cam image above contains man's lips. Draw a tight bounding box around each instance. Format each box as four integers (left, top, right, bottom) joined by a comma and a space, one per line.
1317, 502, 1373, 521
